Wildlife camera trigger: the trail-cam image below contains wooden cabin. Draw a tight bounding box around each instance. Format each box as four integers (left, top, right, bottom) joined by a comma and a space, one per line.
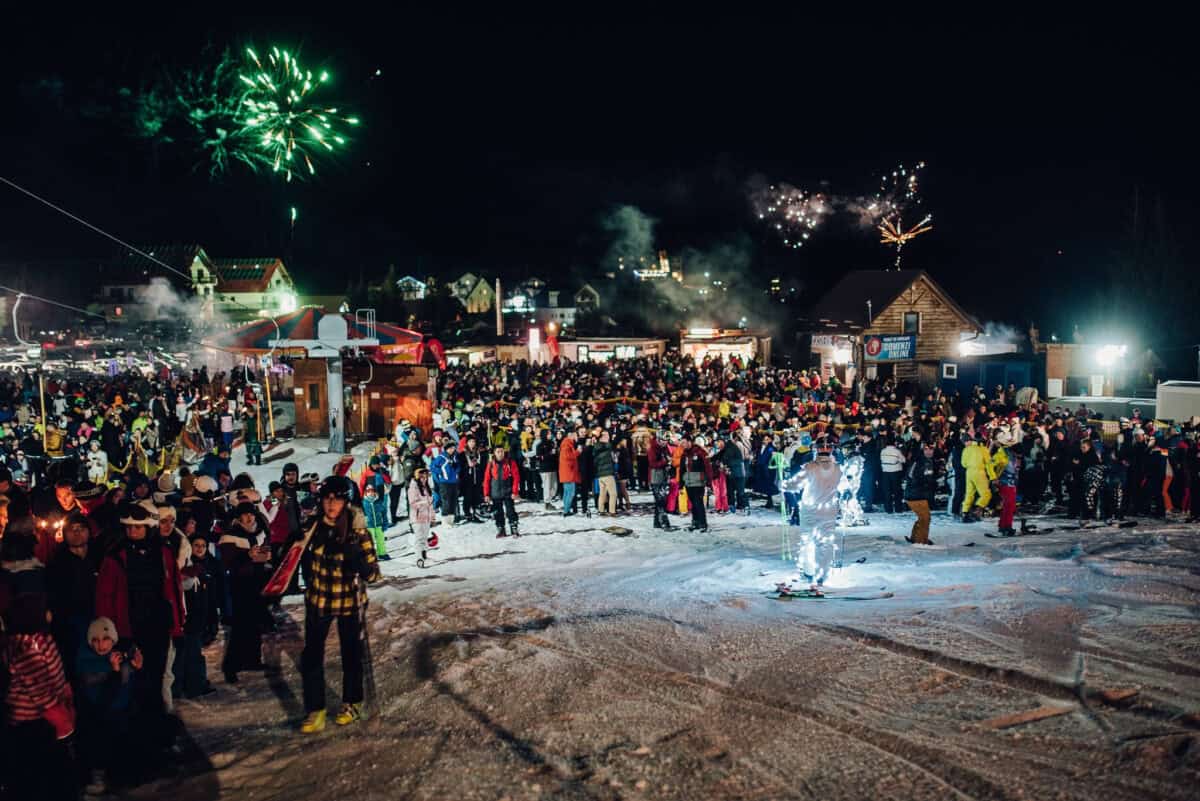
292, 360, 435, 439
800, 270, 981, 388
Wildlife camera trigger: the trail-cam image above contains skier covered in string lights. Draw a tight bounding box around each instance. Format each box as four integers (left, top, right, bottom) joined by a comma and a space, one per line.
779, 435, 843, 594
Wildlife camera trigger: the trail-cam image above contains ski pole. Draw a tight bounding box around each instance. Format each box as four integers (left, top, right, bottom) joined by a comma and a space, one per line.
360, 591, 378, 722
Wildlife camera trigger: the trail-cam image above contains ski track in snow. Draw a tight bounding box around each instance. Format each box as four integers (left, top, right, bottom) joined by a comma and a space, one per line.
121, 439, 1200, 800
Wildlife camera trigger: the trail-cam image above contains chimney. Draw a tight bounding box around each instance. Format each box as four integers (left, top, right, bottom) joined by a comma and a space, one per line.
495, 277, 503, 337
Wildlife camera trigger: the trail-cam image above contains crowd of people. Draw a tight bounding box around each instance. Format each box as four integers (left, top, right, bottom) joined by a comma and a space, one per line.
0, 366, 377, 798
364, 356, 1200, 545
3, 352, 1199, 797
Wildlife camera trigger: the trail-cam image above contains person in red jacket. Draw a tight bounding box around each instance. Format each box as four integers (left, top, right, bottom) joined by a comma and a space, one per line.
679, 434, 714, 532
647, 431, 675, 530
95, 503, 184, 747
484, 446, 521, 538
558, 430, 580, 517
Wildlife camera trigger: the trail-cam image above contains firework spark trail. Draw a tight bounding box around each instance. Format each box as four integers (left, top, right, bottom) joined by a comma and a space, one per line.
751, 183, 834, 249
878, 215, 933, 269
755, 161, 932, 267
130, 44, 359, 182
238, 46, 359, 182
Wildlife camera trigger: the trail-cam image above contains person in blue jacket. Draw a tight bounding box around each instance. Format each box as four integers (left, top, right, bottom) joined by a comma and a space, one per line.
431, 441, 462, 525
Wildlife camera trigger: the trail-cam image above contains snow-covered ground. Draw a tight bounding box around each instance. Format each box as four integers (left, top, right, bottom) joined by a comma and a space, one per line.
128, 439, 1199, 800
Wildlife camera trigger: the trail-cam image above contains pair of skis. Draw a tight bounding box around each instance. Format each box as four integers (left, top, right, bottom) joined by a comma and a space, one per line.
766, 582, 894, 601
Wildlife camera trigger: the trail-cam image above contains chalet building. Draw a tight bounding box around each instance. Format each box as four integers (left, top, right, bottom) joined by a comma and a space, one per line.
395, 275, 428, 301
211, 257, 299, 321
799, 270, 981, 388
96, 244, 217, 321
501, 278, 601, 329
450, 272, 496, 313
92, 245, 300, 324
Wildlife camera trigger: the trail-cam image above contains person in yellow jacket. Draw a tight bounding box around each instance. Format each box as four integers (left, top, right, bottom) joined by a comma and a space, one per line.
960, 434, 996, 521
44, 420, 65, 457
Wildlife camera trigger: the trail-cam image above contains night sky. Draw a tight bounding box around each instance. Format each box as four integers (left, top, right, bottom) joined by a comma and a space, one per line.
2, 17, 1197, 345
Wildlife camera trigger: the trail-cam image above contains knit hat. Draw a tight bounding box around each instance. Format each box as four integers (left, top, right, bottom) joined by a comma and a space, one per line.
193, 475, 218, 495
230, 473, 256, 491
157, 506, 177, 522
120, 504, 153, 526
87, 617, 119, 644
232, 501, 258, 519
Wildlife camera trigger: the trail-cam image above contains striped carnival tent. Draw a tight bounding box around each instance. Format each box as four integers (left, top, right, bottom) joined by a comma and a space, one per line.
346, 318, 425, 362
203, 307, 426, 360
203, 307, 327, 354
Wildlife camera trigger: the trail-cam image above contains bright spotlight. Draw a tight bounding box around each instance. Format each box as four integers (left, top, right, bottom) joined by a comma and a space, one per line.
1095, 344, 1127, 367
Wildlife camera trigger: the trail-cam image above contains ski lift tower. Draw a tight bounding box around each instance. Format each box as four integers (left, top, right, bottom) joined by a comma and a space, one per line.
269, 312, 378, 454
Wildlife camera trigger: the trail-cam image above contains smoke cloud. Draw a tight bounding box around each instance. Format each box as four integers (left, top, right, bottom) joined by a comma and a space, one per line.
601, 205, 657, 269
594, 204, 767, 333
134, 276, 231, 330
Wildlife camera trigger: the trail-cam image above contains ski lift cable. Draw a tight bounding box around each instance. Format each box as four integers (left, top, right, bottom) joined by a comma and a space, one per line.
0, 175, 298, 360
0, 176, 194, 284
0, 285, 244, 358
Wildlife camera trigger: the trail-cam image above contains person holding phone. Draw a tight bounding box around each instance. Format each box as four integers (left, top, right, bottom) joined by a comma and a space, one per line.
218, 502, 271, 684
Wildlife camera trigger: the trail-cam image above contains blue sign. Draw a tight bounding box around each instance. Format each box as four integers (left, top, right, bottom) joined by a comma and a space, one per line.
864, 334, 916, 361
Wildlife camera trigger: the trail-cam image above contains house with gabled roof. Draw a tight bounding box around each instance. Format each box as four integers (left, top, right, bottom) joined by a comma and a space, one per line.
96, 244, 218, 321
450, 272, 495, 313
210, 257, 299, 321
799, 269, 981, 387
395, 275, 428, 301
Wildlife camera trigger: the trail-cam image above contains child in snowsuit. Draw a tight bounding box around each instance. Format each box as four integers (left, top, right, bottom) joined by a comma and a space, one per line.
362, 484, 390, 561
408, 468, 436, 562
76, 616, 141, 794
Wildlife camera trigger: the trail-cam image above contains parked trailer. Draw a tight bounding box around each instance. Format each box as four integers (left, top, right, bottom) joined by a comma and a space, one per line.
1155, 381, 1200, 423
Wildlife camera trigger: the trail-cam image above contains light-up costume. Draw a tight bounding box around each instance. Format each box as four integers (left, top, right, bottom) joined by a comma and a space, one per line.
837, 454, 869, 527
783, 443, 843, 588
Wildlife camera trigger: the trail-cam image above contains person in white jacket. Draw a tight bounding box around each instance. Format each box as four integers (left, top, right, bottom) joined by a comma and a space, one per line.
879, 438, 906, 514
86, 440, 108, 484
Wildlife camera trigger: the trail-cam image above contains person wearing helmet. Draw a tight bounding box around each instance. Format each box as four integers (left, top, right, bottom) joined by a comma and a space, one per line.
781, 435, 843, 592
298, 475, 380, 734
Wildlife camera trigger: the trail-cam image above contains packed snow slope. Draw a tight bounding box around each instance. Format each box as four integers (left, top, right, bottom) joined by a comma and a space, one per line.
130, 439, 1199, 800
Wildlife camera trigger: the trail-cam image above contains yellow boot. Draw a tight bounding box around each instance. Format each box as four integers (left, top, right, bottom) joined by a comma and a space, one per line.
334, 702, 363, 726
300, 710, 326, 734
